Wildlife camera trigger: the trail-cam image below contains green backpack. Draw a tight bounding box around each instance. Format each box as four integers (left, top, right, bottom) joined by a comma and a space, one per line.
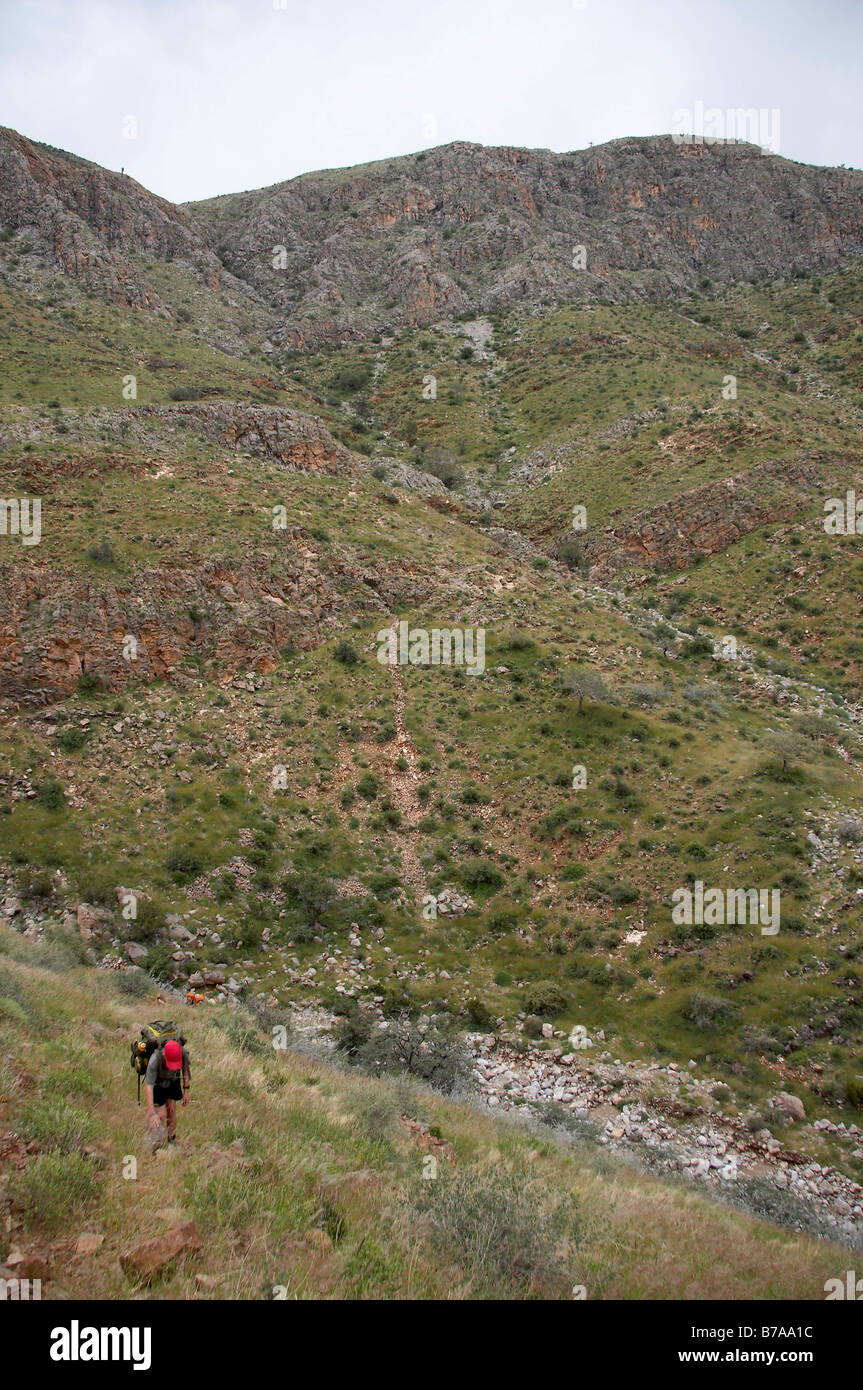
130, 1020, 186, 1103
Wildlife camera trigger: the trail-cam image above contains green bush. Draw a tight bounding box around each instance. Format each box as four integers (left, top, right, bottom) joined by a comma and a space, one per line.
522, 981, 567, 1017
165, 849, 204, 881
87, 540, 115, 564
351, 1013, 469, 1094
54, 726, 88, 753
412, 1163, 580, 1297
459, 859, 503, 889
334, 640, 359, 665
683, 991, 738, 1030
282, 872, 335, 922
35, 777, 65, 810
844, 1076, 863, 1108
357, 772, 379, 800
466, 998, 492, 1028
116, 967, 153, 997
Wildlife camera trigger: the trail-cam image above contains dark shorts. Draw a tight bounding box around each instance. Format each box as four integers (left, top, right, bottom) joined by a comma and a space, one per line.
153, 1078, 183, 1106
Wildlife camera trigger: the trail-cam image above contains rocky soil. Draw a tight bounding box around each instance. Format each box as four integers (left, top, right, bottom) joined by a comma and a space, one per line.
469, 1030, 863, 1249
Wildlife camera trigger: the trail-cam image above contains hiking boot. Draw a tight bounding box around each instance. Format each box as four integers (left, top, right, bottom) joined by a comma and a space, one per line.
167, 1135, 177, 1145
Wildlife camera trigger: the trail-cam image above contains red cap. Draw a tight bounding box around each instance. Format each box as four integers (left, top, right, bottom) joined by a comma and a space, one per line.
163, 1039, 182, 1069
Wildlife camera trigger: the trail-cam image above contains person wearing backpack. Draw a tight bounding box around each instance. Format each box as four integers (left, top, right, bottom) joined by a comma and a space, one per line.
145, 1038, 191, 1149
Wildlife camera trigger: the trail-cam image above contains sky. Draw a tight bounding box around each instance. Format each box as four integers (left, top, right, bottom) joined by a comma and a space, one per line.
0, 0, 860, 204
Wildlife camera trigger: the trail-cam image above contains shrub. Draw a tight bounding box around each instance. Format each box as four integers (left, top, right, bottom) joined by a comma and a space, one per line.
423, 446, 463, 489
461, 783, 490, 806
411, 1163, 580, 1297
87, 541, 115, 564
683, 636, 714, 658
522, 981, 567, 1017
357, 772, 379, 800
334, 640, 359, 665
459, 859, 503, 889
333, 1006, 375, 1057
556, 538, 585, 571
16, 1096, 97, 1153
353, 1014, 470, 1094
282, 872, 335, 922
165, 849, 203, 881
330, 366, 372, 396
115, 967, 153, 997
55, 726, 88, 753
466, 998, 492, 1028
212, 1010, 270, 1058
77, 669, 103, 695
837, 816, 863, 844
35, 777, 65, 810
610, 882, 638, 905
683, 991, 737, 1030
168, 385, 207, 401
844, 1076, 863, 1108
16, 867, 53, 900
11, 1153, 102, 1230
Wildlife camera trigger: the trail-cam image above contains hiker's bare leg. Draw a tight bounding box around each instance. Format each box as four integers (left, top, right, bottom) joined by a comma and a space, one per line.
165, 1098, 177, 1139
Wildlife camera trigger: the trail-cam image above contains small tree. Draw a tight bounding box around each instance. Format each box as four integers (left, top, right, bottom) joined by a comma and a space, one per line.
424, 446, 463, 489
351, 1013, 470, 1094
563, 666, 610, 714
762, 731, 807, 781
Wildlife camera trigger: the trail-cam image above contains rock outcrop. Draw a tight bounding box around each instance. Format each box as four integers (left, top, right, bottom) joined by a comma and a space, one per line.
188, 136, 863, 345
578, 456, 839, 579
0, 126, 226, 313
2, 125, 861, 348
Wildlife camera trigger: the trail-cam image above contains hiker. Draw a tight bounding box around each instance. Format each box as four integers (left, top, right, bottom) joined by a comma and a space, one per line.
145, 1037, 191, 1148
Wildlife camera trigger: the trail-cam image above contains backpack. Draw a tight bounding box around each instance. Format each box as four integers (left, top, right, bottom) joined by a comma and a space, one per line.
130, 1020, 187, 1103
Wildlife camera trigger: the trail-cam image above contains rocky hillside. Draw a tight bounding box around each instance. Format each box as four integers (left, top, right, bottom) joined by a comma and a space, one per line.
1, 126, 863, 1296
189, 136, 863, 345
0, 127, 227, 312
2, 126, 862, 351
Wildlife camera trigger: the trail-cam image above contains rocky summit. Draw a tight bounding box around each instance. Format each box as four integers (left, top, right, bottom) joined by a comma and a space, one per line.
1, 118, 863, 1306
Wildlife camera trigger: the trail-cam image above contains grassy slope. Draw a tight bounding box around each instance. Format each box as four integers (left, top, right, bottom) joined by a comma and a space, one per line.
1, 248, 863, 1279
0, 928, 847, 1300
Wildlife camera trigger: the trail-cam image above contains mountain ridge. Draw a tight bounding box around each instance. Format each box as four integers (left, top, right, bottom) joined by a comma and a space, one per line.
2, 124, 862, 348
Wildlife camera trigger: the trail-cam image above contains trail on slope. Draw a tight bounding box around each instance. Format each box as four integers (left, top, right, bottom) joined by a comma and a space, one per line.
385, 620, 428, 903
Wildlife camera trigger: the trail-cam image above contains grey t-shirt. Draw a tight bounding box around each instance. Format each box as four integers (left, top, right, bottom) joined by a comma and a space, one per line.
145, 1044, 190, 1088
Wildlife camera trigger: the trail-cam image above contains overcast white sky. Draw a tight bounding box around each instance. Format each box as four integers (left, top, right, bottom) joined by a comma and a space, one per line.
1, 0, 860, 203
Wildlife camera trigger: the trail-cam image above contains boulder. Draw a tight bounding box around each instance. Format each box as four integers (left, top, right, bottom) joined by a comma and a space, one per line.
76, 903, 101, 939
772, 1091, 806, 1122
119, 1222, 202, 1284
74, 1232, 104, 1256
6, 1250, 52, 1280
125, 941, 149, 964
